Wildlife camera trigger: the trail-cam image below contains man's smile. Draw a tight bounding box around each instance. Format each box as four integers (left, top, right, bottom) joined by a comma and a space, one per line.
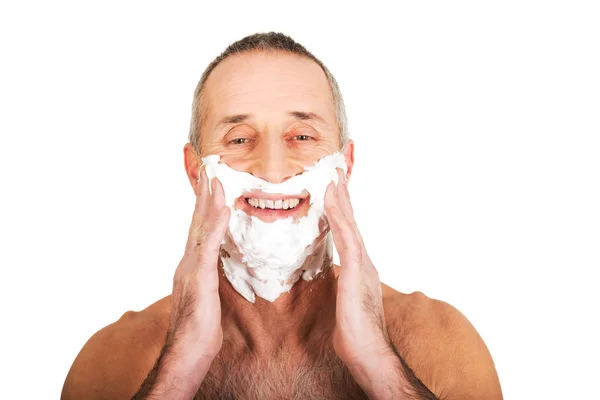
234, 190, 311, 223
245, 197, 301, 210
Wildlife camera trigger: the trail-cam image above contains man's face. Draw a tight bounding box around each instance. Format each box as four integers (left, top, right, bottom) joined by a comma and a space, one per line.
200, 51, 342, 179
187, 51, 353, 222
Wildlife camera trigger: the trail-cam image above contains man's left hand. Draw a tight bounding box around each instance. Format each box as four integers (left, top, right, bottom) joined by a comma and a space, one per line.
324, 169, 443, 400
324, 169, 397, 371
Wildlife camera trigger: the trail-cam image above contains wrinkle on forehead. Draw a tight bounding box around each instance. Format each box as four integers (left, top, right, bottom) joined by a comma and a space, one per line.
202, 52, 337, 134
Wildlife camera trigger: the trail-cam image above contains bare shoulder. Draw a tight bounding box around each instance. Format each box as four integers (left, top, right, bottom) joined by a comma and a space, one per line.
381, 283, 503, 400
61, 296, 171, 400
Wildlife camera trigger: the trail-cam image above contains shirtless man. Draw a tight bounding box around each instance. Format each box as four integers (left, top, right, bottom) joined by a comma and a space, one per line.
61, 32, 503, 399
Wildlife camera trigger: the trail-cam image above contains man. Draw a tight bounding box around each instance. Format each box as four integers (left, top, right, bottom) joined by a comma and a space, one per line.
61, 32, 503, 399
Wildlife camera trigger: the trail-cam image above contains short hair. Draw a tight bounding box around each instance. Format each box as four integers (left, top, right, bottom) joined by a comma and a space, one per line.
187, 32, 349, 154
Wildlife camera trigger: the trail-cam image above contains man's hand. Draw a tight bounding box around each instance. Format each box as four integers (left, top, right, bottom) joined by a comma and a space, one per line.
325, 170, 437, 400
132, 168, 230, 399
324, 169, 392, 368
169, 168, 230, 365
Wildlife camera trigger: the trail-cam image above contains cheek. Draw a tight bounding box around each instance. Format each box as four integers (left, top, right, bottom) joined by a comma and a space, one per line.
214, 140, 340, 175
291, 141, 337, 162
219, 156, 256, 173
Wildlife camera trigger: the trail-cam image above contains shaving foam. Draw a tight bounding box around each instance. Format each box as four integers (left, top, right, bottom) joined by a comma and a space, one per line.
201, 153, 347, 303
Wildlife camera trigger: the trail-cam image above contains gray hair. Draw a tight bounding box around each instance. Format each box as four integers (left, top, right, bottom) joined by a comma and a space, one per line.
187, 32, 349, 154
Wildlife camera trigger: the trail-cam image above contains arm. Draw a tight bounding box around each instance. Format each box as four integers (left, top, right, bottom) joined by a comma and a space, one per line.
61, 303, 217, 400
324, 171, 439, 400
63, 170, 231, 399
347, 297, 503, 400
345, 344, 438, 400
323, 171, 502, 399
131, 340, 214, 399
130, 172, 231, 399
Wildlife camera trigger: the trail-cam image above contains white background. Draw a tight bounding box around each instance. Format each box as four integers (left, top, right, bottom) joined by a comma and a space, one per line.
1, 1, 598, 399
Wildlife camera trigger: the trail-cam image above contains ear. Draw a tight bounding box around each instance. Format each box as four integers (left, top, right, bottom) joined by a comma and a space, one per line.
183, 143, 201, 196
342, 139, 355, 182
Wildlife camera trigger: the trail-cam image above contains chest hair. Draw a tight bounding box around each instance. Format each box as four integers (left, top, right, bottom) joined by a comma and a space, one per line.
193, 347, 368, 400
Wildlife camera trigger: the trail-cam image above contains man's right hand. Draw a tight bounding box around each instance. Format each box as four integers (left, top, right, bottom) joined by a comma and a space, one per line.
132, 167, 230, 399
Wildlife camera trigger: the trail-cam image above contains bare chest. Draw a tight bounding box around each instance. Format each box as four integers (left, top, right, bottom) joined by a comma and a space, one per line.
193, 350, 368, 400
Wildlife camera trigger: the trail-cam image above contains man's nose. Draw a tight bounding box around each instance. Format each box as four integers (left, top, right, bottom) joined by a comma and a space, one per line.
249, 141, 297, 183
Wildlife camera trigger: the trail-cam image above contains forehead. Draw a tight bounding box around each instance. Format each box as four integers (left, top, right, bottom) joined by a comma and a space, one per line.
202, 51, 335, 126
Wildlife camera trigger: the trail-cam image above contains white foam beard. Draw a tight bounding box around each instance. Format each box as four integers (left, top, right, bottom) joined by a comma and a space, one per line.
201, 152, 347, 303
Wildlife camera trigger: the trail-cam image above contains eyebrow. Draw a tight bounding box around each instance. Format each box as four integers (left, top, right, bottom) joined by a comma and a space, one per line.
288, 111, 326, 123
218, 114, 251, 126
216, 111, 325, 128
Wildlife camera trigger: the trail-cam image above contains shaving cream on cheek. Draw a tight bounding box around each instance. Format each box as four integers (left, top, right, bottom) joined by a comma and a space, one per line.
200, 153, 347, 303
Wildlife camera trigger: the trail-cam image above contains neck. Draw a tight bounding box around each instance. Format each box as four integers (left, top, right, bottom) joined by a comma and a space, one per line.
218, 235, 338, 358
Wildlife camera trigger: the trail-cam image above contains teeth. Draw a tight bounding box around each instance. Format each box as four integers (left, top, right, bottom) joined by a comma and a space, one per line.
246, 198, 302, 210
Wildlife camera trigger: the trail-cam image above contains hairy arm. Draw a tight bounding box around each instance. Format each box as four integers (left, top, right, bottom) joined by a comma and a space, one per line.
130, 341, 201, 400
392, 346, 440, 399
346, 344, 439, 400
129, 326, 216, 399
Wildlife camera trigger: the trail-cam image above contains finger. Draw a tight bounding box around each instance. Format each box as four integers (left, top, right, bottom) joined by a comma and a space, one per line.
189, 168, 210, 237
335, 168, 355, 223
325, 181, 346, 237
334, 168, 366, 247
198, 164, 209, 195
326, 205, 363, 268
195, 206, 230, 297
324, 180, 341, 212
210, 176, 226, 214
201, 206, 231, 258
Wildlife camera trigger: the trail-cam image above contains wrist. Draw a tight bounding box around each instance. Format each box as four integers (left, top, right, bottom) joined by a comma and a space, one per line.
345, 347, 405, 400
342, 339, 398, 374
151, 342, 215, 398
164, 339, 216, 374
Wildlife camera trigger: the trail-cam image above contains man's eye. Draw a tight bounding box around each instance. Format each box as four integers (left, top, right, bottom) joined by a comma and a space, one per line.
230, 138, 251, 145
294, 135, 312, 141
